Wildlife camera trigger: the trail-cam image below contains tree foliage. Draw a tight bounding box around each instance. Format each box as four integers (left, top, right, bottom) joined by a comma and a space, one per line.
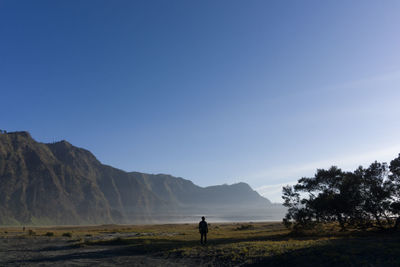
282, 154, 400, 231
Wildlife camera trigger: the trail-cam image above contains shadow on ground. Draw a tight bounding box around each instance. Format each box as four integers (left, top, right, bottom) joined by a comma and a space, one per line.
6, 230, 400, 266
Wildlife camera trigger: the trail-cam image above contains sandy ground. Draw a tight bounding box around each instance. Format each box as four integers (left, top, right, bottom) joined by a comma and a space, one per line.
0, 233, 199, 266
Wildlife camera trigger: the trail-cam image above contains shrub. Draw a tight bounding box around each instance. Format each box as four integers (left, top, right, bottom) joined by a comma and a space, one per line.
45, 232, 54, 237
62, 232, 72, 237
28, 229, 35, 236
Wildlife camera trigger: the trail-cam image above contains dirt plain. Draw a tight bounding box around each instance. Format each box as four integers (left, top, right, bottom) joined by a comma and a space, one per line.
1, 222, 400, 266
0, 225, 200, 266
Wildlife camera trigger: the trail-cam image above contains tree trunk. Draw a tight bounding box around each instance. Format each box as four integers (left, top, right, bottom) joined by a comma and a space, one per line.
384, 214, 392, 225
394, 217, 400, 230
337, 213, 346, 231
374, 214, 384, 229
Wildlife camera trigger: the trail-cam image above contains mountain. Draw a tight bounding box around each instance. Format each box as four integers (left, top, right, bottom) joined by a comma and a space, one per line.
0, 131, 285, 225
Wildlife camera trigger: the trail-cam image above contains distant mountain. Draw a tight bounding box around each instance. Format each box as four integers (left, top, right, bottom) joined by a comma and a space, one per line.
0, 131, 285, 225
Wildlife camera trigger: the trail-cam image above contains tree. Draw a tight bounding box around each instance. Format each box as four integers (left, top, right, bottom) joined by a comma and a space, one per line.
282, 157, 399, 231
360, 162, 391, 229
281, 185, 309, 229
294, 167, 355, 230
389, 154, 400, 230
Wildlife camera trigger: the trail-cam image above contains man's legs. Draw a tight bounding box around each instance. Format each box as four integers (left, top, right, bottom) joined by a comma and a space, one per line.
204, 233, 207, 244
200, 233, 204, 244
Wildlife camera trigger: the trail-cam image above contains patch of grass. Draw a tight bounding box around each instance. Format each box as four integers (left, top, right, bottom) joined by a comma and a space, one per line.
28, 229, 35, 236
74, 222, 400, 266
235, 224, 254, 231
84, 236, 131, 246
3, 222, 399, 266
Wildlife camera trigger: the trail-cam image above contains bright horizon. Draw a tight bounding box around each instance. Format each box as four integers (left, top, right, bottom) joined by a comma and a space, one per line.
2, 1, 400, 202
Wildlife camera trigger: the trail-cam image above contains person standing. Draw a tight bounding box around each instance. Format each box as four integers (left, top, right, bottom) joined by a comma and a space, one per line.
199, 216, 208, 244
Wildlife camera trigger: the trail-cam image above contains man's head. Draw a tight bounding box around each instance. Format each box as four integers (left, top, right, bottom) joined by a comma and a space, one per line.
201, 216, 205, 221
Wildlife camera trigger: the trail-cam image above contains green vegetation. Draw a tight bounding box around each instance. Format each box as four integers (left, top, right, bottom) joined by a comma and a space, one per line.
62, 232, 72, 237
0, 216, 22, 226
283, 153, 400, 231
235, 224, 254, 231
30, 216, 60, 226
82, 223, 400, 265
44, 232, 54, 236
1, 222, 399, 265
0, 131, 283, 226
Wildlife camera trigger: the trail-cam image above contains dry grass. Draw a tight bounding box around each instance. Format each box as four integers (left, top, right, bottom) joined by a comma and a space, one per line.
1, 222, 400, 266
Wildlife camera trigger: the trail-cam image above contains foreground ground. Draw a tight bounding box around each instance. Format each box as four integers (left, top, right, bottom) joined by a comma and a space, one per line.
1, 222, 400, 266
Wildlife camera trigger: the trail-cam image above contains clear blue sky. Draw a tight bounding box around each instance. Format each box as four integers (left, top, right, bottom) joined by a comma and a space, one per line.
1, 1, 400, 202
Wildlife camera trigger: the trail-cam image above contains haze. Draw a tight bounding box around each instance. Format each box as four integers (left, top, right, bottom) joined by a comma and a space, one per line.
1, 1, 400, 202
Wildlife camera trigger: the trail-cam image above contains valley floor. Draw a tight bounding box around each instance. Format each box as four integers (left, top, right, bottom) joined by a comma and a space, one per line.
1, 222, 400, 266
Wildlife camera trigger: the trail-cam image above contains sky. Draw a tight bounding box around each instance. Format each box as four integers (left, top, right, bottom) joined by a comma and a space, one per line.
1, 1, 400, 202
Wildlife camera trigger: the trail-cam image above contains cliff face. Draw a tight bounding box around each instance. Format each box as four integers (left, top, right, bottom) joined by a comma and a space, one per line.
0, 131, 284, 225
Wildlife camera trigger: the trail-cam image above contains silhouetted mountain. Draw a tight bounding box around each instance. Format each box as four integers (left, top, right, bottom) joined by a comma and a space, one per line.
0, 131, 285, 225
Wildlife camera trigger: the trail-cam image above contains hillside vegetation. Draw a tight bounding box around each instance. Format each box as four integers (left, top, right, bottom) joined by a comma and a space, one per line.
0, 131, 284, 225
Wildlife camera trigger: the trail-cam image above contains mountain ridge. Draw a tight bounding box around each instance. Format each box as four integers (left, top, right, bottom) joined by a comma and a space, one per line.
0, 131, 285, 225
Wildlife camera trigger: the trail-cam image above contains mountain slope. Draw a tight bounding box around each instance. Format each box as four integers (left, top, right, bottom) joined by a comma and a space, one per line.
0, 131, 285, 225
